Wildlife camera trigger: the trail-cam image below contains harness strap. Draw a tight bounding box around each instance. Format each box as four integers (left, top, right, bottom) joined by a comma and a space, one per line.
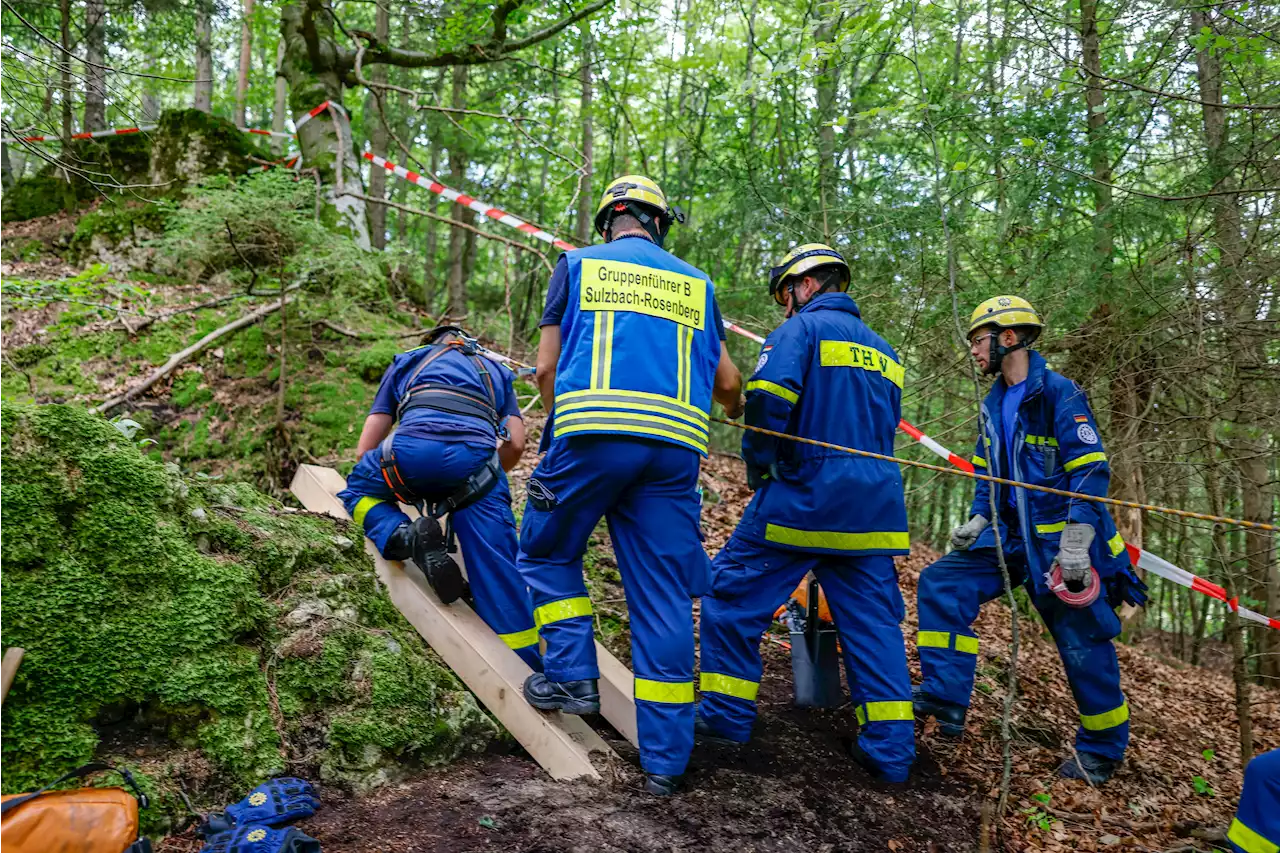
1, 762, 150, 817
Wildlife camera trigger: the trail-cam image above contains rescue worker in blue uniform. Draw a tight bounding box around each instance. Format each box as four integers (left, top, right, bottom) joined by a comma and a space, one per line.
517, 174, 745, 796
914, 296, 1147, 785
696, 244, 916, 784
338, 326, 540, 670
1228, 748, 1280, 853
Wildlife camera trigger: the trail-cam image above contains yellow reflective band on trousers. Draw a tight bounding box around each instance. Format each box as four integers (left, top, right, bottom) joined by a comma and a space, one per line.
855, 701, 914, 726
534, 596, 593, 627
498, 627, 540, 650
1080, 701, 1129, 731
917, 631, 978, 654
764, 524, 909, 552
1108, 532, 1126, 557
352, 497, 385, 531
1228, 818, 1279, 853
1035, 520, 1067, 534
1063, 451, 1108, 472
700, 672, 759, 701
745, 379, 799, 404
635, 678, 695, 704
817, 340, 906, 389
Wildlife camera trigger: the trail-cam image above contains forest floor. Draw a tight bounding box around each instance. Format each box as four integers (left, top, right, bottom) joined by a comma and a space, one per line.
4, 212, 1278, 852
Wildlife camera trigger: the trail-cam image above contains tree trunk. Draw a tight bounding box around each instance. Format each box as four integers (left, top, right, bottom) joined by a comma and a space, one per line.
2, 144, 14, 191
271, 40, 288, 154
194, 0, 214, 112
364, 0, 391, 249
445, 64, 473, 319
1192, 7, 1276, 685
234, 0, 256, 127
58, 0, 76, 212
279, 1, 370, 247
83, 0, 107, 131
574, 22, 594, 245
813, 13, 841, 242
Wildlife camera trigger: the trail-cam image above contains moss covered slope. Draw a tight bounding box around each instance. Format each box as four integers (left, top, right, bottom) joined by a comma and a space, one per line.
0, 404, 496, 818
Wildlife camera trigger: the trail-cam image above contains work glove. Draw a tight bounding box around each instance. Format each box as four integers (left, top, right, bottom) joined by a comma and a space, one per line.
746, 463, 778, 492
1054, 524, 1095, 588
200, 778, 320, 837
200, 826, 321, 853
725, 393, 746, 420
1106, 567, 1149, 609
949, 515, 988, 551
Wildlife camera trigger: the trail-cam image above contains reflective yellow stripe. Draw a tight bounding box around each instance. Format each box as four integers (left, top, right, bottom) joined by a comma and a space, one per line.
635, 678, 694, 704
352, 497, 385, 531
534, 596, 593, 627
972, 455, 987, 468
745, 379, 799, 404
590, 311, 614, 389
498, 627, 540, 650
676, 326, 693, 404
1228, 818, 1279, 853
1063, 452, 1107, 472
818, 340, 905, 389
1079, 701, 1129, 731
602, 312, 614, 388
855, 700, 914, 726
556, 391, 709, 431
1035, 521, 1067, 534
557, 387, 706, 418
555, 408, 708, 439
1024, 435, 1059, 447
555, 420, 709, 454
1107, 532, 1125, 557
917, 631, 951, 649
700, 672, 759, 701
954, 634, 979, 654
556, 398, 709, 432
764, 524, 909, 552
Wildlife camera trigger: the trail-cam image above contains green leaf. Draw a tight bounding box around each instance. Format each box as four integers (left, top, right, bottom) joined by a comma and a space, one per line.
1021, 137, 1037, 147
1202, 748, 1216, 761
953, 161, 969, 171
1032, 792, 1051, 804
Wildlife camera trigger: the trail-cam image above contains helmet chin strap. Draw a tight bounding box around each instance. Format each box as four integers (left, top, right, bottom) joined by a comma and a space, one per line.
604, 202, 667, 247
984, 333, 1030, 376
785, 278, 837, 318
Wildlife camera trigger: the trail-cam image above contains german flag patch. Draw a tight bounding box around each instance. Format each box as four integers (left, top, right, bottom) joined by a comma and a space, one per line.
1074, 414, 1089, 423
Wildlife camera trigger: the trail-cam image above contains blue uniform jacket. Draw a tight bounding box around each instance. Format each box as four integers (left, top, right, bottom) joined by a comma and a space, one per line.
735, 292, 909, 556
970, 350, 1129, 593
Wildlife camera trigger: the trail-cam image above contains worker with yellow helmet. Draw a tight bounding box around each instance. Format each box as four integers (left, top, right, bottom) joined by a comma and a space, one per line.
696, 241, 916, 784
516, 174, 745, 795
914, 295, 1147, 785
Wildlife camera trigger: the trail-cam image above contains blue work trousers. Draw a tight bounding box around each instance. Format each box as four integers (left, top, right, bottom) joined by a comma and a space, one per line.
916, 543, 1130, 761
339, 435, 541, 671
517, 435, 710, 776
1229, 748, 1280, 853
699, 535, 916, 782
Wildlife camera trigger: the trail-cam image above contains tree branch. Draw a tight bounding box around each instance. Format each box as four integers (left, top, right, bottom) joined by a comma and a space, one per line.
361, 0, 610, 69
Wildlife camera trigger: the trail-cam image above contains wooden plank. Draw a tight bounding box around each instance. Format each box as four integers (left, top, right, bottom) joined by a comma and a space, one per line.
1, 647, 25, 706
290, 465, 610, 781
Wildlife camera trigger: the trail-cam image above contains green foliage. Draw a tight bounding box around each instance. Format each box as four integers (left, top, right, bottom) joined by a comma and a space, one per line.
1192, 775, 1215, 796
158, 171, 389, 301
1, 264, 150, 329
0, 403, 495, 825
1, 174, 70, 222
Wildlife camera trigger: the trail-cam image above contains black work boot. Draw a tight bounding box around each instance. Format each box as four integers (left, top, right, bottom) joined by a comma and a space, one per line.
643, 774, 681, 796
847, 740, 910, 788
1058, 752, 1120, 785
383, 522, 414, 561
912, 684, 967, 738
693, 705, 744, 747
523, 673, 601, 715
408, 516, 465, 604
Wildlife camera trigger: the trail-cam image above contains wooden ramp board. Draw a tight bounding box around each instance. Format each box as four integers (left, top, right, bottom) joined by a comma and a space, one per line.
290, 465, 633, 779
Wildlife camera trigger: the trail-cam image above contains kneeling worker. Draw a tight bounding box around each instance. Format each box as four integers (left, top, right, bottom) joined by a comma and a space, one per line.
697, 244, 916, 784
914, 296, 1147, 784
518, 174, 745, 796
338, 326, 540, 670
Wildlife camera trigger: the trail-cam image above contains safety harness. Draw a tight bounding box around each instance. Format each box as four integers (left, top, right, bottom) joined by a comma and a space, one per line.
377, 335, 508, 544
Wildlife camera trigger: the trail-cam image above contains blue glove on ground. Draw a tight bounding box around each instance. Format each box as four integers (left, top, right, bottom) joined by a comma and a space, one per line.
200, 825, 321, 853
1105, 567, 1149, 609
200, 778, 320, 837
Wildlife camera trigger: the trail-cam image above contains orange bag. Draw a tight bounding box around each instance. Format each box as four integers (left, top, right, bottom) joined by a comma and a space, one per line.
1, 763, 151, 853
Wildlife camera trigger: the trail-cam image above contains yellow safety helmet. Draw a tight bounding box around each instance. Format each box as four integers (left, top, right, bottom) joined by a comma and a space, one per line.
593, 174, 684, 245
966, 295, 1043, 340
768, 243, 851, 306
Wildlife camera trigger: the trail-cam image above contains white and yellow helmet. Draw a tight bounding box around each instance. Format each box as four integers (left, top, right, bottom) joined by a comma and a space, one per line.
767, 243, 851, 305
967, 295, 1043, 340
593, 174, 684, 243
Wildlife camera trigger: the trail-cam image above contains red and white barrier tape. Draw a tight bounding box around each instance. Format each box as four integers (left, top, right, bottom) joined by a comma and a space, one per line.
721, 318, 975, 473
2, 125, 156, 144
1126, 544, 1279, 630
248, 154, 301, 175
363, 153, 577, 252
294, 100, 346, 131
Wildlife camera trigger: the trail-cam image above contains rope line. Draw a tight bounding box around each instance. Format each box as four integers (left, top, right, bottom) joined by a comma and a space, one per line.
712, 418, 1277, 533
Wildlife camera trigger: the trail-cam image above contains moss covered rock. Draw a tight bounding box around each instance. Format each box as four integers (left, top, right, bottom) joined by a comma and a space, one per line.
148, 110, 263, 187
0, 404, 496, 829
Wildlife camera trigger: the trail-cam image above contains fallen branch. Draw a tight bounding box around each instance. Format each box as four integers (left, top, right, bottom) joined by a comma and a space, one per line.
124, 293, 248, 333
311, 318, 371, 339
95, 296, 290, 414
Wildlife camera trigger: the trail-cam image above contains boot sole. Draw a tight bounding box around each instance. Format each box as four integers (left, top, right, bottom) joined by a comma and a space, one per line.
523, 685, 601, 715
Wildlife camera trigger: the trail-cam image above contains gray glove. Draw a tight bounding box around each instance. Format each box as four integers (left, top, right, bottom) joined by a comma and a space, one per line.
950, 515, 988, 551
1055, 523, 1096, 586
